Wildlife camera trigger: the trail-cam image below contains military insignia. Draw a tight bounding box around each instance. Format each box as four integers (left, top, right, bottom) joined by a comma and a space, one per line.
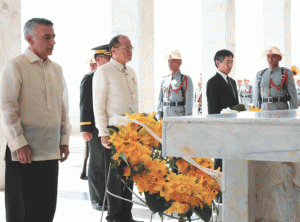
132, 77, 136, 84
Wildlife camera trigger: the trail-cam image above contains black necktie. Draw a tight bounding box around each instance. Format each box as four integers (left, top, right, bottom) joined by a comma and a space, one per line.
227, 76, 236, 100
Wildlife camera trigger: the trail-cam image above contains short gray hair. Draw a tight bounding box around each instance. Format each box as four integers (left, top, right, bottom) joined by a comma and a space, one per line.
23, 18, 53, 41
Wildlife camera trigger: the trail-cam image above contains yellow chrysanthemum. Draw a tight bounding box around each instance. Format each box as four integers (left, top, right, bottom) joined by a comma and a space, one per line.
123, 166, 131, 178
154, 182, 174, 201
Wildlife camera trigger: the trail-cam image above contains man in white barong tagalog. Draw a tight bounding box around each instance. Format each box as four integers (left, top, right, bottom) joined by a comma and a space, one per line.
0, 18, 71, 222
93, 35, 141, 222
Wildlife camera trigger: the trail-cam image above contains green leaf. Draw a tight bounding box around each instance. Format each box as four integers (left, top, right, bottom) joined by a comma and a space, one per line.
191, 204, 213, 222
144, 192, 172, 214
119, 153, 129, 166
231, 104, 246, 112
128, 107, 134, 114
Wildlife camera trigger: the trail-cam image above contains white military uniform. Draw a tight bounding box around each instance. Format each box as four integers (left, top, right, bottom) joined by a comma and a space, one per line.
297, 83, 300, 106
253, 66, 298, 110
157, 71, 193, 118
240, 84, 253, 109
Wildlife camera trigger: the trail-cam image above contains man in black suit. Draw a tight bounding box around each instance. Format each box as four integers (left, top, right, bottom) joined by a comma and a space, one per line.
206, 49, 239, 194
207, 49, 239, 115
80, 44, 111, 211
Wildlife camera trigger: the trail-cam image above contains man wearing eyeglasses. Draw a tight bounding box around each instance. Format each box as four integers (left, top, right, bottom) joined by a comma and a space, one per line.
206, 49, 239, 192
93, 35, 141, 222
80, 44, 111, 211
206, 49, 239, 115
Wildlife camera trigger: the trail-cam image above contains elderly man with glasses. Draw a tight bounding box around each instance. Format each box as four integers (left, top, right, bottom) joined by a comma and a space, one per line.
93, 35, 141, 222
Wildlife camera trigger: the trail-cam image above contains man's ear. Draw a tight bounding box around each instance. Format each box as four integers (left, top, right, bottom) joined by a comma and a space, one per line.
279, 56, 282, 61
26, 35, 34, 45
110, 47, 116, 56
216, 60, 220, 68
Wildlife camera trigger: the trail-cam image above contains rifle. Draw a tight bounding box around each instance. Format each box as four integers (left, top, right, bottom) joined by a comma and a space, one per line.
80, 141, 89, 180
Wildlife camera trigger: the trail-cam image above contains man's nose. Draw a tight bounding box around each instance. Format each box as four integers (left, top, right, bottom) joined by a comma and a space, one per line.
50, 38, 55, 45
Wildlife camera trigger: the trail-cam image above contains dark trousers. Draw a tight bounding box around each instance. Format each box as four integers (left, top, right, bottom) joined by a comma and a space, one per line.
88, 131, 107, 208
5, 146, 59, 222
105, 148, 133, 221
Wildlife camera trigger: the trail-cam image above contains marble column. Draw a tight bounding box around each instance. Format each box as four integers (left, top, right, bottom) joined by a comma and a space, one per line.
202, 0, 236, 115
263, 0, 291, 67
111, 0, 154, 114
0, 0, 21, 190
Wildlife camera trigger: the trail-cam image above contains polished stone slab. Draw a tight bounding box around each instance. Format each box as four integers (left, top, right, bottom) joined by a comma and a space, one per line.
162, 109, 300, 162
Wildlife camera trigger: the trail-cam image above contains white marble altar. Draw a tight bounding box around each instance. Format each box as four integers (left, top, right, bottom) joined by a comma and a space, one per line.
163, 110, 300, 162
163, 109, 300, 222
0, 0, 21, 190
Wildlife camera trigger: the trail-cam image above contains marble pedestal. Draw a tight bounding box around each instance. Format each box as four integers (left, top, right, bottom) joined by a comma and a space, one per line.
162, 109, 300, 222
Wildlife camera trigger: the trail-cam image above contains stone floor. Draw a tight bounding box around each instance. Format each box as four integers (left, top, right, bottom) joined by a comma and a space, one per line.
0, 134, 217, 221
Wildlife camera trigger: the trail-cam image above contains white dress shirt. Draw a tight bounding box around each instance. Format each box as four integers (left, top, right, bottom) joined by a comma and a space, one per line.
0, 48, 71, 161
93, 59, 139, 137
217, 71, 229, 83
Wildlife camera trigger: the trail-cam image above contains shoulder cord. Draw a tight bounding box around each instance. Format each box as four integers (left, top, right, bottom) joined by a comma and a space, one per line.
244, 86, 252, 94
268, 69, 288, 91
167, 74, 188, 100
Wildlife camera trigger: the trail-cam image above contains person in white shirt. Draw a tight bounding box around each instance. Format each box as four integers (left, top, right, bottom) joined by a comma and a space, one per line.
93, 35, 141, 222
0, 18, 71, 222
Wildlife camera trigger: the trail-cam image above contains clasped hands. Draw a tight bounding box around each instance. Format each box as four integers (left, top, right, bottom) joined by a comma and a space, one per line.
16, 144, 70, 164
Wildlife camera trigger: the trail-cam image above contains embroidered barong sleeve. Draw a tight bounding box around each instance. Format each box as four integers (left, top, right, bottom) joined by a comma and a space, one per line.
0, 60, 28, 152
93, 68, 109, 137
185, 75, 194, 116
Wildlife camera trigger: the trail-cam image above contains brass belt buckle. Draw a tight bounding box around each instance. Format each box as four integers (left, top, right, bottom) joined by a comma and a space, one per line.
268, 97, 273, 103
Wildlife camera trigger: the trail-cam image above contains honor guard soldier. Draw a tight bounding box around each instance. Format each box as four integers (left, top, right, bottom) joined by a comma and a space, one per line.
240, 78, 252, 109
253, 46, 298, 110
296, 78, 300, 106
291, 66, 300, 107
237, 78, 243, 103
80, 44, 111, 211
194, 75, 202, 115
157, 50, 194, 120
87, 56, 97, 71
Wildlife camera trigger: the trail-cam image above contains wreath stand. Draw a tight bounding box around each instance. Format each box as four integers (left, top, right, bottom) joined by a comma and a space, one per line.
100, 164, 219, 222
